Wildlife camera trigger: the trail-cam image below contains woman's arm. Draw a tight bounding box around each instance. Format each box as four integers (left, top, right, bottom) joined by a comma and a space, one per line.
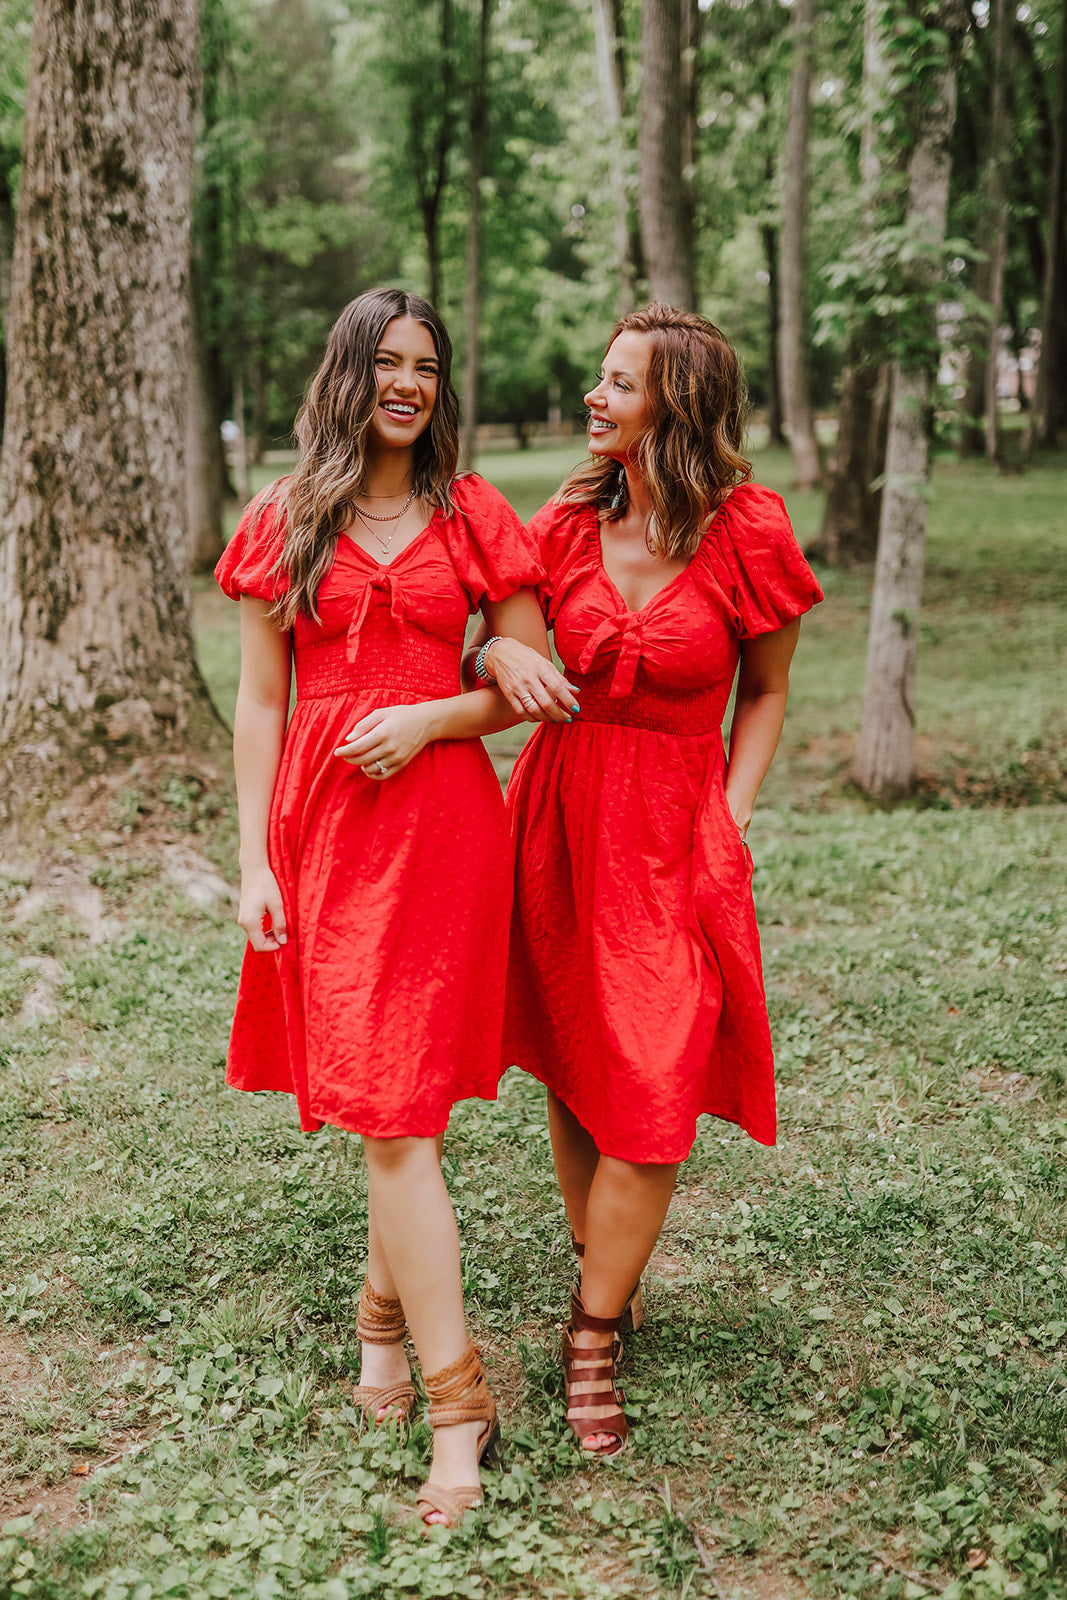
462, 610, 580, 722
233, 597, 292, 951
334, 590, 575, 774
724, 618, 801, 838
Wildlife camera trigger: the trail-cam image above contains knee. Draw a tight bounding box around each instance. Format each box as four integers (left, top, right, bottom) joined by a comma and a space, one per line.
363, 1134, 436, 1180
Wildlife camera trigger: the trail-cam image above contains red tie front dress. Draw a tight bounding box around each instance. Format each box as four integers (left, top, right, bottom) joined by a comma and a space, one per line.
504, 482, 823, 1164
215, 474, 541, 1139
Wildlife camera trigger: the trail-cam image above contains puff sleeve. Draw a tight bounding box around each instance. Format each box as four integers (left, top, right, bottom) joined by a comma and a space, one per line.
214, 484, 289, 603
706, 482, 823, 638
440, 475, 543, 608
527, 498, 598, 626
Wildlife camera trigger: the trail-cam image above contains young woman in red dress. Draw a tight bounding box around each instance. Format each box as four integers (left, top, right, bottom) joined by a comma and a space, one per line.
216, 288, 576, 1526
471, 303, 823, 1457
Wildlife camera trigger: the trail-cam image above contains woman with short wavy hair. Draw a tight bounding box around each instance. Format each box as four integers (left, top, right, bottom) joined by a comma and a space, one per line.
470, 303, 823, 1457
216, 288, 575, 1527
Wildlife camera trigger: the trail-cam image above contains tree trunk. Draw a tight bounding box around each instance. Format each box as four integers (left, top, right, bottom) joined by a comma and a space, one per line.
815, 0, 887, 561
638, 0, 695, 308
814, 355, 884, 565
1026, 0, 1067, 454
0, 0, 219, 817
413, 0, 454, 307
187, 262, 226, 572
778, 0, 823, 490
0, 164, 14, 445
983, 0, 1010, 465
231, 369, 250, 505
459, 0, 491, 472
851, 2, 964, 801
592, 0, 638, 311
762, 218, 785, 448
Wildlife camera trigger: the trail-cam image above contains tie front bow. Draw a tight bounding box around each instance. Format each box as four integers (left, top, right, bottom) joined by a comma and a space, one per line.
346, 568, 408, 662
578, 612, 645, 698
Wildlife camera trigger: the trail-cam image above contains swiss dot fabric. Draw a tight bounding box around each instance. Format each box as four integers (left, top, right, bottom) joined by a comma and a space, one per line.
505, 482, 824, 1162
216, 474, 542, 1136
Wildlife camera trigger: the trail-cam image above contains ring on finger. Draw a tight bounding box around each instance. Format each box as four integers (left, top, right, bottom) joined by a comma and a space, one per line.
375, 759, 388, 775
520, 695, 537, 711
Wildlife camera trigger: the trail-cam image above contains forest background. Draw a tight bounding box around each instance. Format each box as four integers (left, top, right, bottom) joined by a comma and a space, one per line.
0, 0, 1066, 1596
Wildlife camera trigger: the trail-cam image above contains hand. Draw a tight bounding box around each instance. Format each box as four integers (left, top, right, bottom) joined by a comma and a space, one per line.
726, 795, 752, 843
238, 864, 288, 951
334, 703, 433, 778
483, 638, 581, 724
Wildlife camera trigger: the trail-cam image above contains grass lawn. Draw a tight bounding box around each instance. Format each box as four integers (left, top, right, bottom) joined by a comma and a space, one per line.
1, 449, 1066, 1598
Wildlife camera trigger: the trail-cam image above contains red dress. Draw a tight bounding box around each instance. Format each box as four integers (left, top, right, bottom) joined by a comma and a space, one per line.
504, 483, 823, 1163
216, 475, 541, 1139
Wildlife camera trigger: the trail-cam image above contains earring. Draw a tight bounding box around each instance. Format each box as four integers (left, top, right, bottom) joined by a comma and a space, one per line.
608, 465, 626, 512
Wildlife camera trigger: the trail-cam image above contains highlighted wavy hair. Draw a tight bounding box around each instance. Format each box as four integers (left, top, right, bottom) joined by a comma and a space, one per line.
558, 303, 752, 559
270, 288, 459, 625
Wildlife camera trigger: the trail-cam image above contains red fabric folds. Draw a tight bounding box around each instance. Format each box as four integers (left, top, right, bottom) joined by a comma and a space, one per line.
216, 474, 542, 1137
505, 481, 823, 1163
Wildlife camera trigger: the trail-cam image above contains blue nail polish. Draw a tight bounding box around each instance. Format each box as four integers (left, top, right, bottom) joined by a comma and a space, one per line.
571, 704, 580, 714
565, 716, 572, 723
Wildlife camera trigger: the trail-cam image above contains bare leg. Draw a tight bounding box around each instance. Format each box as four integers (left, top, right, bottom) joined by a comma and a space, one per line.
362, 1133, 482, 1523
359, 1132, 446, 1417
546, 1090, 600, 1245
570, 1155, 679, 1452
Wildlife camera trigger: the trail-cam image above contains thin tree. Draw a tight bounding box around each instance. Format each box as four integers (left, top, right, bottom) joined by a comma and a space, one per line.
0, 0, 219, 817
408, 0, 455, 307
778, 0, 823, 490
591, 0, 640, 311
851, 0, 968, 801
459, 0, 492, 472
813, 0, 889, 565
638, 0, 696, 308
1026, 0, 1067, 454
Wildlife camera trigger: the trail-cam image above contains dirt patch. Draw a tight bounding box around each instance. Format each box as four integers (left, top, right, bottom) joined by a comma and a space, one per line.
0, 1330, 151, 1533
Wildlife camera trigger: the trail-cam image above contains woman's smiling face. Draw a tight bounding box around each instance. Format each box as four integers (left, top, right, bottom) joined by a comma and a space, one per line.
584, 331, 654, 461
366, 315, 440, 452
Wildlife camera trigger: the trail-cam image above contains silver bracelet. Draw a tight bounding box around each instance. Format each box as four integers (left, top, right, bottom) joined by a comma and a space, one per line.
475, 636, 504, 683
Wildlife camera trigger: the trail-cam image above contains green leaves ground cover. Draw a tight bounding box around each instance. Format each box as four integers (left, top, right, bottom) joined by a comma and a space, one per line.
3, 448, 1067, 1594
2, 800, 1065, 1597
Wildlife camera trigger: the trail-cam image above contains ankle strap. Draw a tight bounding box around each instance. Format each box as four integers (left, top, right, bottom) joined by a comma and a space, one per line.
357, 1278, 406, 1343
423, 1342, 482, 1404
570, 1287, 625, 1335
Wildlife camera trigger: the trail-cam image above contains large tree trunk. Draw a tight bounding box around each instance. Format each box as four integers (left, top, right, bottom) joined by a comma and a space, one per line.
592, 0, 639, 311
1026, 0, 1067, 454
638, 0, 695, 308
187, 263, 226, 572
815, 0, 887, 561
0, 164, 14, 445
778, 0, 823, 490
851, 1, 964, 801
0, 0, 219, 817
458, 0, 491, 472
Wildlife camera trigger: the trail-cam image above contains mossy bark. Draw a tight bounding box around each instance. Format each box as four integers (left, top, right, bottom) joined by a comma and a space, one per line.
0, 0, 224, 820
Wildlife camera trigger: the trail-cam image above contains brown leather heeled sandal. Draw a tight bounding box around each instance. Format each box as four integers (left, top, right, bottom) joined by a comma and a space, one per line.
415, 1343, 499, 1530
562, 1287, 628, 1458
352, 1279, 416, 1426
572, 1235, 644, 1334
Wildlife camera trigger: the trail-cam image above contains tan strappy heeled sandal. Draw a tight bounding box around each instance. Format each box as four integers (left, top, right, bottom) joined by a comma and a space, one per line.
415, 1343, 499, 1530
572, 1234, 644, 1333
562, 1288, 628, 1458
352, 1279, 416, 1426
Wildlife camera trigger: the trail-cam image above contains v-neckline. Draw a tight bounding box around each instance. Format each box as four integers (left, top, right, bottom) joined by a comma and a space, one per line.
588, 508, 692, 617
339, 508, 441, 569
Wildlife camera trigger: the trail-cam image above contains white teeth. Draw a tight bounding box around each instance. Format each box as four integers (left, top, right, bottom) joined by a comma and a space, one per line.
383, 404, 416, 415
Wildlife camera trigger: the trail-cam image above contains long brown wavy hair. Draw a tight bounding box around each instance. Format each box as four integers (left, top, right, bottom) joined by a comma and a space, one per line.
271, 288, 460, 625
558, 303, 752, 559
